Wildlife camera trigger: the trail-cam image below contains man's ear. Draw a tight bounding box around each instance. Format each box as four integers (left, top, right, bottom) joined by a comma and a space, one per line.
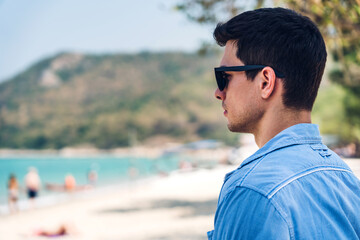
259, 67, 276, 99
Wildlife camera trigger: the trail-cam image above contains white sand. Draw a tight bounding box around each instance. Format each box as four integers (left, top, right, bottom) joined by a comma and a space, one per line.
0, 166, 234, 240
1, 159, 359, 240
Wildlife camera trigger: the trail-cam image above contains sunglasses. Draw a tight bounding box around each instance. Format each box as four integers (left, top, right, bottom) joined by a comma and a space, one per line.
214, 65, 285, 91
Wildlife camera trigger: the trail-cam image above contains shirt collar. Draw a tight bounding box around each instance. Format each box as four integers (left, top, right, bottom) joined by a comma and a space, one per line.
239, 123, 322, 169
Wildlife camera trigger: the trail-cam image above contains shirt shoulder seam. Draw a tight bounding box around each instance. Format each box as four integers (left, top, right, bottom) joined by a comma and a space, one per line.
239, 143, 303, 184
229, 186, 295, 239
267, 166, 353, 199
238, 155, 266, 185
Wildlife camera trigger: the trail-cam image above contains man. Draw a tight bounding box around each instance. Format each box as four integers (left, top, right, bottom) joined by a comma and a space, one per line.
25, 167, 41, 208
209, 8, 360, 239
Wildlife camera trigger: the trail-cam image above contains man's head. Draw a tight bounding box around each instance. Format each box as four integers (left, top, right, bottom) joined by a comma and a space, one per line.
213, 8, 327, 132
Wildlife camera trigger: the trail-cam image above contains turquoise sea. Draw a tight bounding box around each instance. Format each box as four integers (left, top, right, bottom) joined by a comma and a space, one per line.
0, 154, 184, 209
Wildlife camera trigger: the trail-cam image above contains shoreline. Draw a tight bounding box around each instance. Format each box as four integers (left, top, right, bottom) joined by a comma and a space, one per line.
0, 165, 235, 240
0, 145, 231, 161
0, 151, 228, 210
0, 173, 161, 216
0, 146, 164, 159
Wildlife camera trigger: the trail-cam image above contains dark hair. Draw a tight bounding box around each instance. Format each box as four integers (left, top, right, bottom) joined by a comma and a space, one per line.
213, 8, 327, 110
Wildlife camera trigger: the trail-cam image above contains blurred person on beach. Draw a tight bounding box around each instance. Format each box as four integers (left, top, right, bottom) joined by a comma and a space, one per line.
128, 166, 139, 180
7, 174, 19, 213
25, 167, 41, 209
87, 169, 98, 186
46, 174, 90, 192
209, 8, 360, 239
64, 174, 76, 191
30, 221, 79, 238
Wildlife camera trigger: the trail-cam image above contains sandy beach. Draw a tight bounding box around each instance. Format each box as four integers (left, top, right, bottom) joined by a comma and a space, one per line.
0, 165, 234, 240
1, 159, 359, 240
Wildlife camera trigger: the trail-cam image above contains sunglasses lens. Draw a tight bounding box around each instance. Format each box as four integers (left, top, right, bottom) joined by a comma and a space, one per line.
215, 71, 227, 91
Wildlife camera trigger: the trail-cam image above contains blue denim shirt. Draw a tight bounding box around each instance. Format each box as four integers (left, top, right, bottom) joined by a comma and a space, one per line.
208, 124, 360, 239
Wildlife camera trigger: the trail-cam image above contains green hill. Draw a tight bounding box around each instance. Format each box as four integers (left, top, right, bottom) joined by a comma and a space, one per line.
0, 52, 238, 149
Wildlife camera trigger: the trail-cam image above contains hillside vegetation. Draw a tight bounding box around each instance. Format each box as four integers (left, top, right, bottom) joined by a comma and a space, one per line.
0, 52, 238, 149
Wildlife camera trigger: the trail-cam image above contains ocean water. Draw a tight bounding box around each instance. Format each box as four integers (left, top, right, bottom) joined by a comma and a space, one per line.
0, 154, 183, 208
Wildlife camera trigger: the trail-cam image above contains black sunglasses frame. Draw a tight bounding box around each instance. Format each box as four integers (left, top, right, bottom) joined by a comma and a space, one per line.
214, 65, 285, 91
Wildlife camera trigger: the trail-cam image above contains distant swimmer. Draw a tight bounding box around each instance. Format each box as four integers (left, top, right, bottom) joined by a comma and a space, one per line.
87, 170, 98, 186
64, 174, 76, 191
46, 174, 90, 192
25, 167, 41, 209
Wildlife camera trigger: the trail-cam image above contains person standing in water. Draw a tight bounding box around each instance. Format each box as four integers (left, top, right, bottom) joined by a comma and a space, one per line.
25, 167, 41, 209
7, 174, 19, 213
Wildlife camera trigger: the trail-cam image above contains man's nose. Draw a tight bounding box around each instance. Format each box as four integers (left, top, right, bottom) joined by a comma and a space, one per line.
215, 88, 225, 100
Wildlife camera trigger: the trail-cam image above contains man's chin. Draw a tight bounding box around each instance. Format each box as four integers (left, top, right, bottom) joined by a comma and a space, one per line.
227, 122, 250, 133
227, 123, 240, 132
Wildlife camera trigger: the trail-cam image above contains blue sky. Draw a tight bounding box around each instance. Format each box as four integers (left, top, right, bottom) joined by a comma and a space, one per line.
0, 0, 213, 82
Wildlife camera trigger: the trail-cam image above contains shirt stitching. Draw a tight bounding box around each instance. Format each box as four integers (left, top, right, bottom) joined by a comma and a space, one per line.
267, 166, 353, 199
241, 139, 321, 168
241, 184, 268, 196
240, 125, 322, 167
269, 197, 295, 240
239, 155, 266, 185
236, 186, 294, 239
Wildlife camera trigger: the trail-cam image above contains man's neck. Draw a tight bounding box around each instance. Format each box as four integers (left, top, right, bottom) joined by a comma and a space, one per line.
253, 108, 312, 148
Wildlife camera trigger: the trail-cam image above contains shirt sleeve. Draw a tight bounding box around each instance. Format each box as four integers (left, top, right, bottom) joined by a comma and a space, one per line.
212, 186, 291, 240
